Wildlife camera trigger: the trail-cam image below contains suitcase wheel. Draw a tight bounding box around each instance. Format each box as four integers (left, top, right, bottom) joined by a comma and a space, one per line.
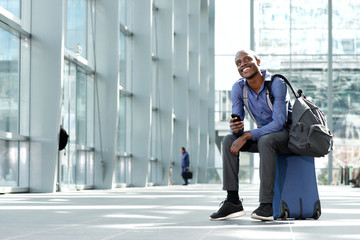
313, 210, 321, 220
281, 210, 289, 220
313, 200, 321, 220
279, 200, 290, 220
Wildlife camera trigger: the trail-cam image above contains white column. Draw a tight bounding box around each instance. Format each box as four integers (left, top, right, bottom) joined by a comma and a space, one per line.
188, 0, 201, 183
155, 0, 174, 185
94, 0, 119, 189
198, 0, 210, 183
131, 0, 153, 187
208, 0, 216, 182
29, 0, 64, 192
173, 0, 189, 184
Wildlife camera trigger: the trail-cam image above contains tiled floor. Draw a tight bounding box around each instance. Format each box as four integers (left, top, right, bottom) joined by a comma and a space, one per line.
0, 184, 359, 240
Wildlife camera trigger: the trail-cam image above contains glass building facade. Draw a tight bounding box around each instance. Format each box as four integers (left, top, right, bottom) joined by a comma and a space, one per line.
0, 0, 215, 193
59, 0, 96, 190
0, 2, 30, 192
215, 0, 360, 185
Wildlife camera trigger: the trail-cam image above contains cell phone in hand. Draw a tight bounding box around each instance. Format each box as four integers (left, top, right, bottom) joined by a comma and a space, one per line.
231, 113, 241, 122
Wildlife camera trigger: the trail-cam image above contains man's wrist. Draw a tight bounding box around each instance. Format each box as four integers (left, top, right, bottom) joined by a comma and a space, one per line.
242, 131, 252, 140
233, 129, 242, 138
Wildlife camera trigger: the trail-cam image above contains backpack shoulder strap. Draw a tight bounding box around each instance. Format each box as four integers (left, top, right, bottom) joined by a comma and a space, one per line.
271, 74, 299, 98
264, 80, 274, 111
243, 84, 260, 128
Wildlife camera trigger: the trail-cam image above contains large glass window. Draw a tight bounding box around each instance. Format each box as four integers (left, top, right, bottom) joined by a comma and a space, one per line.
0, 28, 19, 133
215, 90, 231, 122
291, 1, 328, 55
66, 0, 88, 59
77, 71, 87, 145
60, 61, 95, 189
0, 0, 21, 18
331, 0, 360, 185
0, 2, 30, 191
333, 1, 360, 56
216, 0, 360, 185
60, 0, 95, 190
246, 0, 360, 185
254, 0, 330, 184
0, 140, 18, 186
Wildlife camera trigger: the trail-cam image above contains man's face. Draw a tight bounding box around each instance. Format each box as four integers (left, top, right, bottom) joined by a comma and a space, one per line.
235, 51, 261, 79
181, 148, 184, 154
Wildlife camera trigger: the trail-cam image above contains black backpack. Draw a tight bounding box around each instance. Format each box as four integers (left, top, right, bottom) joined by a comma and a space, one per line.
243, 74, 333, 157
272, 74, 333, 157
59, 126, 69, 151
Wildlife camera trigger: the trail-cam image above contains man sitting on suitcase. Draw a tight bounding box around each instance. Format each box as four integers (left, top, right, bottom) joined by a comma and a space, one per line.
210, 50, 293, 221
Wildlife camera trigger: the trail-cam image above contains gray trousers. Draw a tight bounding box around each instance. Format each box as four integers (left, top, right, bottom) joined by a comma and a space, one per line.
222, 130, 292, 203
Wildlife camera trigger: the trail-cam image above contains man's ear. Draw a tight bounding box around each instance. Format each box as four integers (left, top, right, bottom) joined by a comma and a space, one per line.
256, 58, 261, 66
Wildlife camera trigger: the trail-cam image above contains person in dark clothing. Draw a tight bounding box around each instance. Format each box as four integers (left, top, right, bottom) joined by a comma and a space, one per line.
180, 147, 190, 185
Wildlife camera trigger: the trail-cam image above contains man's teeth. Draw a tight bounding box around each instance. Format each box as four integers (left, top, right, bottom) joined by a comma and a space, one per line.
243, 67, 250, 72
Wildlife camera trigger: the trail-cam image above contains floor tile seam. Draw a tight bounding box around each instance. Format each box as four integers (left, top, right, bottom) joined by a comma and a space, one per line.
197, 224, 220, 240
98, 229, 133, 240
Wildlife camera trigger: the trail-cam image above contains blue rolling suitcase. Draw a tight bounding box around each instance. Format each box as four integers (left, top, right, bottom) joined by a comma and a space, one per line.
273, 154, 321, 220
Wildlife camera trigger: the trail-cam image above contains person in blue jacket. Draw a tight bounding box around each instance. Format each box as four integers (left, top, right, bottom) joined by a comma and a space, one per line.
209, 50, 293, 221
180, 147, 190, 185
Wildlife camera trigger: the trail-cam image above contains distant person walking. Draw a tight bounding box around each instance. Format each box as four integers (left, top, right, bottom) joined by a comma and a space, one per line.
180, 147, 190, 185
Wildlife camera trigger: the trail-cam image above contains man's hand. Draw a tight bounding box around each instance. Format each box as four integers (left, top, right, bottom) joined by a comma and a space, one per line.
230, 132, 252, 156
230, 117, 244, 133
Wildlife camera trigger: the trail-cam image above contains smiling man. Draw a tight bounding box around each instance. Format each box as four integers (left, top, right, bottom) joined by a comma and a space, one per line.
209, 50, 293, 221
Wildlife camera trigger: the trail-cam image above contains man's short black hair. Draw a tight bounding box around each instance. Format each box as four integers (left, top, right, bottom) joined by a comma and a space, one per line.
181, 147, 186, 151
235, 49, 259, 61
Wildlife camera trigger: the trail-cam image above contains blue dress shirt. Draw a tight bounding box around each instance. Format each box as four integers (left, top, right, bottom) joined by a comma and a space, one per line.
231, 71, 292, 141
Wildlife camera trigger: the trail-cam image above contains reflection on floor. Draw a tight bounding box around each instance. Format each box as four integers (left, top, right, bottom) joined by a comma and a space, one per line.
0, 184, 359, 240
